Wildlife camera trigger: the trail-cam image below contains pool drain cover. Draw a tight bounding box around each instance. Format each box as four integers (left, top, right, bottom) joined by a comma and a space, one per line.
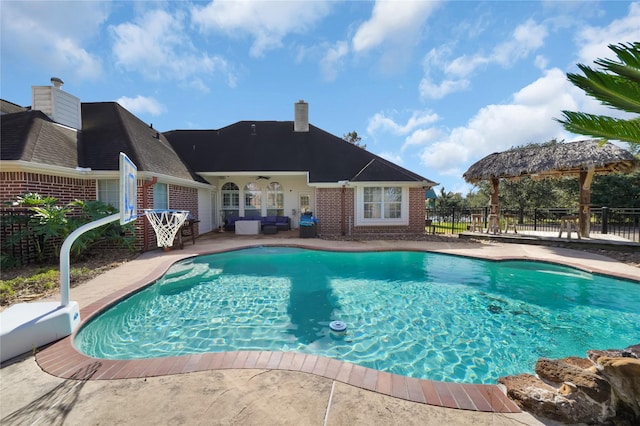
329, 321, 347, 332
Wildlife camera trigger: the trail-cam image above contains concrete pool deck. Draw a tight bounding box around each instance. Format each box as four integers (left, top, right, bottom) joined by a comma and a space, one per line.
1, 236, 638, 425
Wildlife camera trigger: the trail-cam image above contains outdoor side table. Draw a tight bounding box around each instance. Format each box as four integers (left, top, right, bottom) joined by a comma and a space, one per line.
559, 215, 580, 239
486, 214, 501, 234
470, 214, 483, 232
503, 214, 517, 234
235, 220, 261, 235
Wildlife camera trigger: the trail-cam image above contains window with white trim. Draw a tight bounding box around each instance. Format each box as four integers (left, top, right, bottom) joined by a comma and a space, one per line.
244, 182, 262, 217
97, 180, 119, 208
266, 182, 284, 216
356, 186, 408, 225
153, 183, 168, 210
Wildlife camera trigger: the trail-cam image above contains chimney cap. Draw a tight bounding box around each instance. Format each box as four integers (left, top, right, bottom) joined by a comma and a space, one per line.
51, 77, 64, 88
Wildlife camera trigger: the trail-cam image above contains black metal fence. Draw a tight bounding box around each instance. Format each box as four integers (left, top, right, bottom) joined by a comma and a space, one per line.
426, 206, 640, 242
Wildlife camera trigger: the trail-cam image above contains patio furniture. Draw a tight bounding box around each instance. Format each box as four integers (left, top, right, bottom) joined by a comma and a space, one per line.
470, 214, 483, 232
299, 213, 318, 238
503, 214, 517, 234
235, 220, 261, 235
486, 214, 500, 234
262, 224, 278, 234
177, 216, 199, 249
559, 215, 581, 239
224, 216, 291, 232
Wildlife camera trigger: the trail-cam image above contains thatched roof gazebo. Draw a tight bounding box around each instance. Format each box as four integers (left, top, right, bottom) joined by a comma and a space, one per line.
463, 139, 639, 237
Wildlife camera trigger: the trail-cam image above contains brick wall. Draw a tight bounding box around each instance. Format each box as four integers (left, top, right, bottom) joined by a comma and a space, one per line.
316, 186, 425, 236
316, 187, 354, 236
0, 171, 95, 205
0, 172, 199, 253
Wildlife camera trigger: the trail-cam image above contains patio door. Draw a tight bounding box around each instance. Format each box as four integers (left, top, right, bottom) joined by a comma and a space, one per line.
299, 192, 311, 215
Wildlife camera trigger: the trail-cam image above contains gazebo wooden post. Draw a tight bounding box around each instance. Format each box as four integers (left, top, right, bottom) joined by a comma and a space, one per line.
489, 177, 500, 215
579, 167, 594, 238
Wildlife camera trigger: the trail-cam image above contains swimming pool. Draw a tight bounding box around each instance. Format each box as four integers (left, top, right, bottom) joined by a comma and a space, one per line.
75, 247, 640, 384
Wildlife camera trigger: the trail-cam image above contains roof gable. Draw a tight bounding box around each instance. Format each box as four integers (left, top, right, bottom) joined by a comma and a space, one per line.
79, 102, 197, 181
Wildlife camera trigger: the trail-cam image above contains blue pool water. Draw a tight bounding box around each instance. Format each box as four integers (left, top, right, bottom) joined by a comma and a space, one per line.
75, 247, 640, 384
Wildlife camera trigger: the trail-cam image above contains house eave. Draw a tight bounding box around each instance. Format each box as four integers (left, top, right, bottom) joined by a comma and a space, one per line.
308, 180, 437, 188
1, 160, 213, 189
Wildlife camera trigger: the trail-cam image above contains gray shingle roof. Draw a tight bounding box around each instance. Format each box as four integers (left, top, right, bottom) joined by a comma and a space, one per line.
1, 101, 199, 182
0, 110, 79, 168
79, 102, 197, 181
165, 121, 436, 185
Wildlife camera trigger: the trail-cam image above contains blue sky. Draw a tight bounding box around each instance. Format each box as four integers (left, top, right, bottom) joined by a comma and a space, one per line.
2, 1, 639, 193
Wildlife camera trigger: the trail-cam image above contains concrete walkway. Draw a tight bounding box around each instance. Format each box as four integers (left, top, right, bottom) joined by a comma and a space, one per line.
1, 236, 638, 425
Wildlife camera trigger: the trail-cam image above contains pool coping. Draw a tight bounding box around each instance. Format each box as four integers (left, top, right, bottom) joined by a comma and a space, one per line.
33, 241, 640, 414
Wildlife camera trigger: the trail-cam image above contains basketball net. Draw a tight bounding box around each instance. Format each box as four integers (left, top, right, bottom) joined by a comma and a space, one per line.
144, 210, 189, 248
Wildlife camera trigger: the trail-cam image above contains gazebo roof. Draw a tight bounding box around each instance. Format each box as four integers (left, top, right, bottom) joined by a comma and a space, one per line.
463, 139, 638, 184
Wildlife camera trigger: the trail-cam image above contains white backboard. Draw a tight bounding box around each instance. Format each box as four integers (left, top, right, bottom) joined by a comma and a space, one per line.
119, 152, 138, 225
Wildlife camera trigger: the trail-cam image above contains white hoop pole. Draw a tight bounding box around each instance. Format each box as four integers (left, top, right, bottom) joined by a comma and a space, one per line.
59, 213, 120, 306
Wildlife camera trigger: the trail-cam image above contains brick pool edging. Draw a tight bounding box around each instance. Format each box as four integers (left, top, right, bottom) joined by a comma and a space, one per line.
35, 244, 524, 413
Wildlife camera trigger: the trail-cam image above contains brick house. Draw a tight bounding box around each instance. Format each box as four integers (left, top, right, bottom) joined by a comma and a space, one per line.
1, 80, 437, 252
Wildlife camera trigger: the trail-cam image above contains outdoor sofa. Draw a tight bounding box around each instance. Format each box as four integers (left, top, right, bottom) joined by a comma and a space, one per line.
224, 216, 291, 232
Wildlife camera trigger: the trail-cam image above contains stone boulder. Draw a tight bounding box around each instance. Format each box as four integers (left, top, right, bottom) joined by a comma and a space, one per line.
596, 356, 640, 419
535, 358, 611, 404
498, 373, 611, 424
499, 344, 640, 424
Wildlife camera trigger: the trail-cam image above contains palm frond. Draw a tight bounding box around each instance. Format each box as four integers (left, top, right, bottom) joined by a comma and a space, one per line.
567, 65, 640, 114
594, 43, 640, 84
556, 112, 640, 144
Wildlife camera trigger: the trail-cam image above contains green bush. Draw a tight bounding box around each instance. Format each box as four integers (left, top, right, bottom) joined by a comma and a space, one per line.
4, 194, 136, 265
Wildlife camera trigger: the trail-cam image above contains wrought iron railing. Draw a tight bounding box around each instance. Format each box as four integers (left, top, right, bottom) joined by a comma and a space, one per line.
426, 207, 640, 242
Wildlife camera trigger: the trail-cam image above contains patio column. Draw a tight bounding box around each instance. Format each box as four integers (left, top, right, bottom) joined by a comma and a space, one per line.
579, 167, 594, 238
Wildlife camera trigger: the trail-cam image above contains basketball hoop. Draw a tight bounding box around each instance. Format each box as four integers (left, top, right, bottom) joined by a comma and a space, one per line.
144, 210, 189, 248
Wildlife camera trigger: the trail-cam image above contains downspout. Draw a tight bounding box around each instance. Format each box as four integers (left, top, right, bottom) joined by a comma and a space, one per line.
338, 180, 349, 236
141, 177, 158, 251
341, 185, 346, 236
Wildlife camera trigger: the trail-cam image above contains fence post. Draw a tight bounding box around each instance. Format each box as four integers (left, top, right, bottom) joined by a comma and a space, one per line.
451, 206, 456, 234
534, 208, 538, 231
601, 206, 609, 234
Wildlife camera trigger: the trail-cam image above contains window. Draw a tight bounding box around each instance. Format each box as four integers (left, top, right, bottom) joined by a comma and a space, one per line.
357, 186, 407, 225
244, 182, 261, 217
221, 182, 239, 219
266, 182, 284, 216
97, 180, 119, 208
153, 183, 168, 210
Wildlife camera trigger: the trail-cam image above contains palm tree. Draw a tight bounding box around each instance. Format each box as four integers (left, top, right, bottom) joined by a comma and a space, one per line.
556, 42, 640, 149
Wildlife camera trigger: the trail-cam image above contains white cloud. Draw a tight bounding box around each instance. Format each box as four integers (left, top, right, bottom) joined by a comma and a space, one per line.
110, 9, 235, 90
320, 41, 350, 82
352, 0, 439, 53
117, 96, 167, 116
420, 68, 579, 177
534, 54, 549, 70
403, 128, 442, 151
420, 19, 548, 100
191, 1, 333, 57
0, 2, 107, 81
367, 110, 439, 135
575, 2, 640, 64
419, 78, 470, 100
